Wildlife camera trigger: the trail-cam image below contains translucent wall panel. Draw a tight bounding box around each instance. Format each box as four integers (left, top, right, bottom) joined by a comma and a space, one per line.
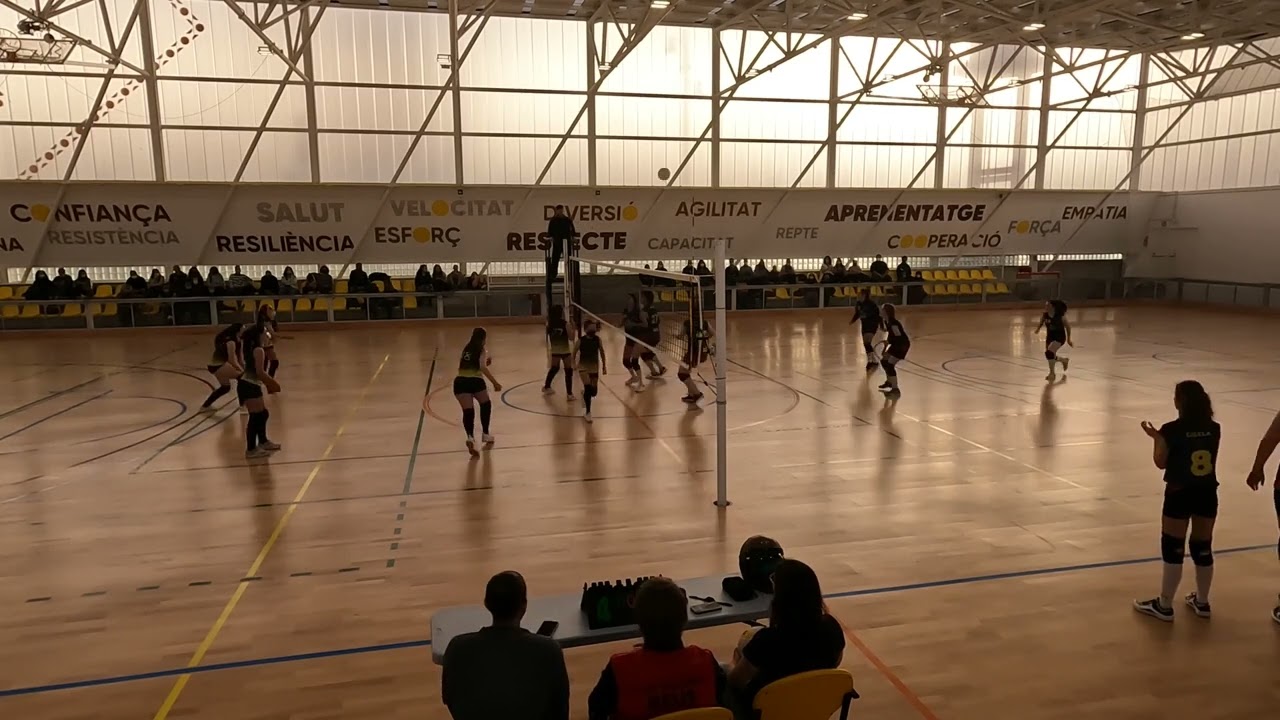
460, 91, 583, 135
835, 145, 935, 188
597, 140, 710, 186
319, 133, 454, 184
835, 103, 935, 144
721, 142, 825, 187
950, 43, 1043, 98
158, 80, 307, 128
316, 87, 453, 133
726, 33, 829, 100
598, 25, 711, 96
1147, 90, 1280, 146
1, 74, 149, 124
1049, 50, 1141, 108
1043, 148, 1129, 189
720, 100, 826, 141
1143, 138, 1280, 191
462, 137, 587, 185
1046, 110, 1134, 148
6, 125, 155, 181
156, 0, 293, 80
946, 107, 1038, 147
945, 145, 1035, 189
837, 36, 938, 100
164, 129, 310, 181
597, 97, 710, 138
463, 17, 585, 91
312, 8, 449, 86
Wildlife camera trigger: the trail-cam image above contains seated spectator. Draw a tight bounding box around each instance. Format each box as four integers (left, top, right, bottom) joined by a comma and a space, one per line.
73, 269, 94, 298
724, 260, 739, 286
448, 264, 463, 289
280, 266, 300, 294
302, 273, 320, 294
588, 577, 725, 720
847, 261, 871, 284
147, 268, 166, 296
186, 267, 207, 296
727, 559, 844, 709
207, 266, 226, 295
315, 265, 335, 294
655, 261, 674, 288
368, 270, 393, 290
467, 271, 487, 291
780, 259, 796, 285
895, 256, 912, 283
24, 270, 54, 301
753, 259, 767, 276
432, 264, 450, 292
50, 267, 74, 299
120, 271, 148, 298
833, 258, 847, 280
349, 263, 371, 293
768, 264, 781, 283
167, 264, 188, 296
415, 264, 432, 293
681, 260, 696, 277
228, 265, 254, 295
260, 270, 280, 296
442, 571, 568, 720
869, 254, 889, 279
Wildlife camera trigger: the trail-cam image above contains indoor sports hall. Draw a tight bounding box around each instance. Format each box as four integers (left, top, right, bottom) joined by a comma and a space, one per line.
2, 2, 1280, 719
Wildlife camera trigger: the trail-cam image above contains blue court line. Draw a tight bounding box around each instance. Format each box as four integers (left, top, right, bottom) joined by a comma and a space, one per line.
1, 542, 1273, 700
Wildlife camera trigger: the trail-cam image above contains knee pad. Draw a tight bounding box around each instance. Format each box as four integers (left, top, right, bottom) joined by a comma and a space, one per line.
677, 369, 691, 382
1161, 533, 1185, 564
1045, 350, 1056, 360
479, 401, 492, 409
1188, 539, 1213, 567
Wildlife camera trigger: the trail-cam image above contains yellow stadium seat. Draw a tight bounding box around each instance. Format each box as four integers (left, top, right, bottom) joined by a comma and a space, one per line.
676, 290, 691, 302
754, 669, 859, 720
312, 298, 330, 311
773, 288, 792, 300
920, 270, 936, 282
20, 304, 41, 318
403, 294, 418, 310
219, 299, 237, 311
981, 268, 998, 281
257, 298, 275, 311
832, 286, 848, 299
957, 269, 973, 281
277, 298, 293, 313
659, 291, 675, 303
91, 302, 117, 316
240, 299, 257, 312
870, 285, 884, 297
94, 284, 114, 298
947, 283, 961, 295
652, 709, 733, 720
295, 298, 313, 312
983, 282, 998, 295
0, 287, 12, 300
336, 280, 349, 294
932, 284, 952, 296
143, 302, 162, 315
995, 282, 1011, 294
62, 303, 83, 318
332, 297, 347, 311
1, 304, 18, 318
373, 280, 387, 293
957, 284, 972, 294
944, 270, 960, 281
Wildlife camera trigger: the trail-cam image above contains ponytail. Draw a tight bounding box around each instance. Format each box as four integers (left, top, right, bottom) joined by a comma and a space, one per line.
1175, 380, 1214, 423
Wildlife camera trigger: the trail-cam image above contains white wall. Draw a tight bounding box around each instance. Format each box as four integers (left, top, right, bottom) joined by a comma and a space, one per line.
1144, 187, 1280, 283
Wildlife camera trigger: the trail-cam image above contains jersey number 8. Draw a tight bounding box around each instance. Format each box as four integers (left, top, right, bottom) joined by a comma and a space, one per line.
1190, 450, 1214, 477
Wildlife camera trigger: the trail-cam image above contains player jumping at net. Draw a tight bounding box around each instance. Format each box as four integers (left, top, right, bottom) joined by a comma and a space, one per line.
453, 327, 502, 456
542, 304, 576, 399
1245, 409, 1280, 624
239, 323, 282, 459
621, 293, 647, 392
877, 304, 909, 397
640, 290, 668, 379
576, 318, 605, 423
851, 288, 881, 371
1036, 300, 1073, 381
200, 323, 244, 412
678, 292, 713, 405
1134, 381, 1220, 622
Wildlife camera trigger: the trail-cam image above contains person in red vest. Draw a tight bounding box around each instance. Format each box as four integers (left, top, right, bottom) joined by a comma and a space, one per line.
588, 577, 727, 720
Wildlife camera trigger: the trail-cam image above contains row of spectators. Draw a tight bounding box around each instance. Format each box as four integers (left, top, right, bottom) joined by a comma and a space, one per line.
644, 256, 915, 287
443, 559, 843, 720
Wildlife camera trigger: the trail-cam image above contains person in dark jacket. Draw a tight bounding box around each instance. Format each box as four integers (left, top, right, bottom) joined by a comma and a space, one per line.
415, 264, 432, 293
51, 267, 74, 298
259, 270, 280, 296
546, 205, 576, 302
73, 270, 94, 298
432, 264, 450, 291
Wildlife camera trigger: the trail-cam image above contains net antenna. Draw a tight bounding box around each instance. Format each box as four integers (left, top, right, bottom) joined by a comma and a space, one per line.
567, 252, 730, 508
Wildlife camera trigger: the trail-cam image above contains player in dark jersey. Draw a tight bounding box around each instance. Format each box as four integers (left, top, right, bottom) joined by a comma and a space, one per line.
640, 290, 668, 379
1135, 381, 1220, 621
850, 289, 881, 370
542, 304, 576, 399
621, 294, 647, 392
257, 304, 281, 378
239, 323, 283, 459
877, 304, 909, 396
453, 327, 503, 456
1035, 299, 1073, 381
199, 323, 244, 413
1245, 409, 1280, 624
677, 293, 712, 405
576, 319, 606, 423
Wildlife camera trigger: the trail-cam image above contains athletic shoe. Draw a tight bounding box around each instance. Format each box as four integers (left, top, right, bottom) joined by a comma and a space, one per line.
1045, 373, 1056, 381
465, 436, 478, 457
584, 411, 593, 424
624, 376, 637, 387
481, 433, 495, 444
198, 405, 217, 414
567, 393, 576, 401
245, 447, 271, 459
1184, 592, 1211, 618
879, 384, 898, 394
633, 383, 645, 393
260, 440, 282, 452
1133, 597, 1174, 622
1061, 357, 1070, 373
865, 362, 878, 371
682, 393, 703, 404
542, 386, 554, 395
649, 366, 668, 378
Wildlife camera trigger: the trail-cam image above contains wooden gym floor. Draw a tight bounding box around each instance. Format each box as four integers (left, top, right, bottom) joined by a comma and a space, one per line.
2, 305, 1278, 720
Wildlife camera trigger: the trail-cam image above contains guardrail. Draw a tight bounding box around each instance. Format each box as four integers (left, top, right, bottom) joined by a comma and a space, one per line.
0, 276, 1182, 331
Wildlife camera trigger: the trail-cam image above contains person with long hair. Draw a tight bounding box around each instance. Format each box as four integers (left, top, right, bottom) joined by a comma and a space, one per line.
1135, 380, 1221, 621
677, 292, 712, 405
1035, 299, 1073, 381
621, 293, 647, 392
1245, 410, 1280, 624
640, 290, 668, 378
454, 327, 502, 455
727, 559, 844, 708
257, 303, 281, 378
851, 288, 880, 371
542, 304, 576, 399
199, 323, 244, 412
877, 303, 909, 396
238, 324, 282, 459
576, 318, 606, 423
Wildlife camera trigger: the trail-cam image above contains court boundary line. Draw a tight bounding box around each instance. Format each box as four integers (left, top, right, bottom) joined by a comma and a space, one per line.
4, 541, 1271, 701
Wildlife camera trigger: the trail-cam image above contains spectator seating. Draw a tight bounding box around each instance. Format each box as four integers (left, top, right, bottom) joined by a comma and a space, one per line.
754, 669, 859, 720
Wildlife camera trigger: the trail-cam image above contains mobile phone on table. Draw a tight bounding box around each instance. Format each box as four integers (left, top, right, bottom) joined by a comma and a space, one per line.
536, 620, 560, 637
690, 602, 723, 615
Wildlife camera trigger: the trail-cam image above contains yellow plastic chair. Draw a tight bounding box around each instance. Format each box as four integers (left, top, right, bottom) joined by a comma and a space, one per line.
957, 269, 973, 281
944, 269, 960, 281
240, 299, 257, 312
403, 294, 418, 310
870, 285, 884, 297
957, 283, 972, 295
947, 283, 961, 295
995, 282, 1011, 294
276, 298, 293, 313
20, 304, 41, 318
295, 297, 313, 312
920, 270, 935, 282
981, 268, 998, 281
982, 283, 998, 295
2, 303, 19, 318
336, 279, 349, 294
0, 287, 12, 300
91, 302, 117, 316
312, 297, 330, 311
659, 291, 675, 303
332, 297, 348, 311
94, 284, 114, 298
652, 709, 733, 720
62, 303, 83, 318
832, 286, 847, 299
257, 298, 275, 311
754, 669, 859, 720
676, 290, 691, 302
773, 287, 792, 301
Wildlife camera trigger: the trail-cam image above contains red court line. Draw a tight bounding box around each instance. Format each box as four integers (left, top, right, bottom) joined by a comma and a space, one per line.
830, 612, 942, 720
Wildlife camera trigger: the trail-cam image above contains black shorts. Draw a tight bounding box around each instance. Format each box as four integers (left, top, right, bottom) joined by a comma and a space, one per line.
1047, 332, 1066, 347
237, 380, 264, 404
887, 344, 909, 361
453, 376, 487, 395
1162, 482, 1219, 520
207, 364, 223, 375
550, 352, 571, 363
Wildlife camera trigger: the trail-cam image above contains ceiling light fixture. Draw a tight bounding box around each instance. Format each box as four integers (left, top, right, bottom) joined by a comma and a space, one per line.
598, 61, 612, 72
1182, 31, 1205, 40
745, 68, 760, 78
257, 45, 273, 55
1023, 22, 1045, 31
652, 0, 670, 7
848, 12, 867, 21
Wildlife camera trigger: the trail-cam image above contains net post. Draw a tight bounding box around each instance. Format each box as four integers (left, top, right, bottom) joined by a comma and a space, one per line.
713, 239, 729, 508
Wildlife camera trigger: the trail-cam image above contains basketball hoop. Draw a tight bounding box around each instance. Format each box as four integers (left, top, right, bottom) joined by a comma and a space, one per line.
0, 29, 76, 64
917, 84, 986, 107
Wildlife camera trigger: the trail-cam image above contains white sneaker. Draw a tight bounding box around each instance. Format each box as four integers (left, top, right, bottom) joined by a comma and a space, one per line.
633, 382, 645, 393
567, 393, 576, 401
584, 411, 593, 423
542, 386, 554, 395
198, 405, 216, 414
1045, 373, 1056, 381
260, 441, 282, 452
624, 376, 637, 387
465, 436, 478, 456
245, 447, 271, 459
481, 433, 495, 444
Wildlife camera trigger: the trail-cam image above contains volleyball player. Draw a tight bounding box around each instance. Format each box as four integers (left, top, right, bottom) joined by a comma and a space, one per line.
576, 318, 606, 423
239, 323, 283, 459
1245, 409, 1280, 624
1035, 300, 1073, 381
877, 304, 909, 396
542, 304, 575, 399
1134, 381, 1220, 621
258, 303, 281, 378
454, 328, 502, 456
677, 293, 712, 405
850, 288, 880, 370
640, 290, 668, 378
199, 323, 244, 412
621, 294, 646, 392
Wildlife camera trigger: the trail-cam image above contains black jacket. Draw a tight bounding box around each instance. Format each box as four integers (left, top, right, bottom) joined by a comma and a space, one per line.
548, 215, 575, 241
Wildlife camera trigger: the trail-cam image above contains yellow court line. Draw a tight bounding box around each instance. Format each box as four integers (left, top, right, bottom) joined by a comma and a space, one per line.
151, 352, 394, 720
